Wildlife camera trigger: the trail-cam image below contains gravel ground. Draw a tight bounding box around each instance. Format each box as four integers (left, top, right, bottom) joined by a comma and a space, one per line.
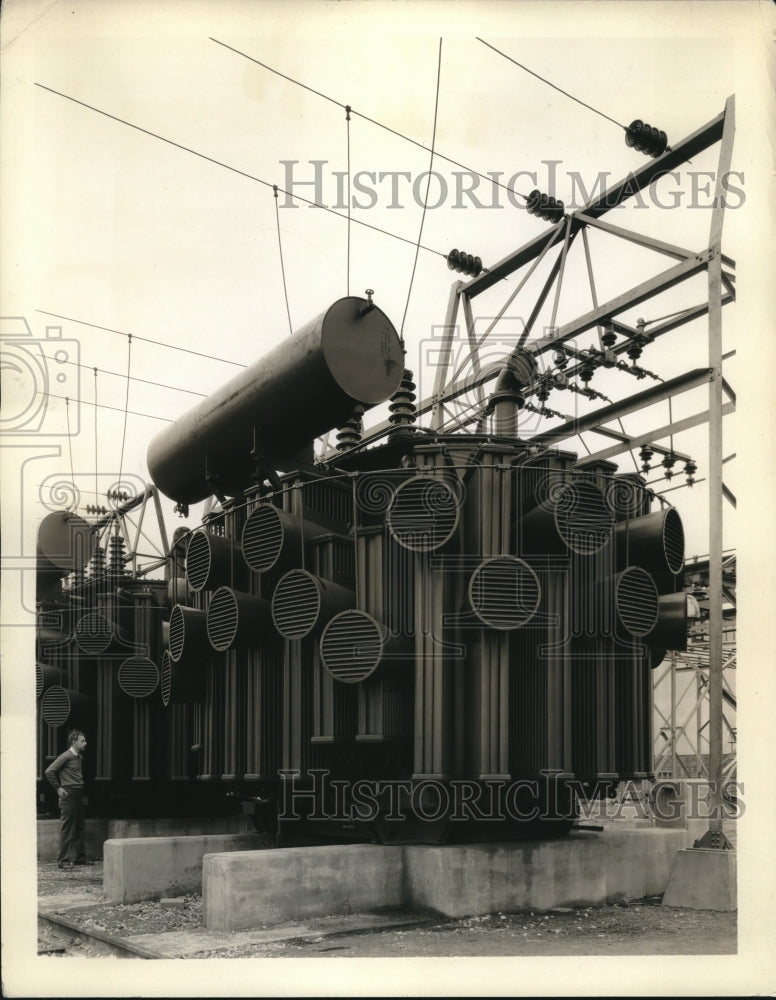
37, 861, 736, 959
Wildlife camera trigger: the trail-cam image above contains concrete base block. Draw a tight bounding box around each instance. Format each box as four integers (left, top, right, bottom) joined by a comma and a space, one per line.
37, 819, 107, 863
104, 834, 263, 903
203, 828, 691, 930
38, 815, 252, 863
405, 838, 606, 917
203, 845, 404, 932
661, 849, 737, 911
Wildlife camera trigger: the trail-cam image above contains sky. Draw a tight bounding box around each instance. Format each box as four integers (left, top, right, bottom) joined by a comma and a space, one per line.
2, 1, 775, 996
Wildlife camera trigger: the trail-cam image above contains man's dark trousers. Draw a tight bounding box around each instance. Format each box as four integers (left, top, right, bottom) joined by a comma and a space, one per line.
58, 789, 85, 865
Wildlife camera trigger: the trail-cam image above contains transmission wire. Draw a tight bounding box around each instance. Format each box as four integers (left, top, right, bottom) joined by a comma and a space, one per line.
273, 186, 294, 336
400, 38, 443, 342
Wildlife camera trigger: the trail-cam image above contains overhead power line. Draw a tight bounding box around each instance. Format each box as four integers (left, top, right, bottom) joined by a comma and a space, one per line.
476, 38, 628, 132
35, 83, 448, 260
401, 38, 443, 342
40, 389, 173, 423
37, 309, 247, 368
209, 37, 529, 202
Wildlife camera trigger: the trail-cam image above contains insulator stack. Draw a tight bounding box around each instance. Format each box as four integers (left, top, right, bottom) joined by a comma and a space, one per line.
336, 410, 363, 451
109, 532, 126, 581
625, 119, 668, 158
627, 340, 643, 364
579, 352, 596, 384
387, 370, 417, 441
446, 249, 483, 277
89, 544, 106, 581
526, 189, 565, 223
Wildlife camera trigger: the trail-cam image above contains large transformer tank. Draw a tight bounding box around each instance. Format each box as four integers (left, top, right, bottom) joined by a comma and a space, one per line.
35, 299, 695, 841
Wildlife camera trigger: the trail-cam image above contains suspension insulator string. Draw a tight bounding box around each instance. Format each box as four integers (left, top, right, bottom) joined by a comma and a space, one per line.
446, 249, 483, 277
477, 38, 672, 159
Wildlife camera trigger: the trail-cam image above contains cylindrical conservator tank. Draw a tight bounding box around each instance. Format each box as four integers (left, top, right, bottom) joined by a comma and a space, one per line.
146, 297, 405, 504
37, 511, 95, 582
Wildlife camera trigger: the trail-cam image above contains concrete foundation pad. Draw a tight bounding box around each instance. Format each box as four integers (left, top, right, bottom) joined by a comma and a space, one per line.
203, 844, 404, 931
203, 828, 690, 931
661, 848, 737, 911
103, 833, 263, 903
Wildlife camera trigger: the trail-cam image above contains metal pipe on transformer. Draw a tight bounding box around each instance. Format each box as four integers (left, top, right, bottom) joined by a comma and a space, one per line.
147, 297, 404, 505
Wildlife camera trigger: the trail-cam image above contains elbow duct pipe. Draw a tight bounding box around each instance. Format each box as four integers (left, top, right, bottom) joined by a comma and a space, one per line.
206, 587, 272, 652
186, 530, 244, 593
168, 605, 209, 663
241, 505, 332, 574
271, 570, 355, 639
146, 297, 404, 504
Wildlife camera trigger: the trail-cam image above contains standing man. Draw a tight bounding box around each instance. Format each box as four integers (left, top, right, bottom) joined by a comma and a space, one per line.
45, 730, 92, 869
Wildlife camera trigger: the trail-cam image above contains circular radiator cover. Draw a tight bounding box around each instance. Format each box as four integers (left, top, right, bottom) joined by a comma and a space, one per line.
468, 556, 541, 629
320, 610, 386, 684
